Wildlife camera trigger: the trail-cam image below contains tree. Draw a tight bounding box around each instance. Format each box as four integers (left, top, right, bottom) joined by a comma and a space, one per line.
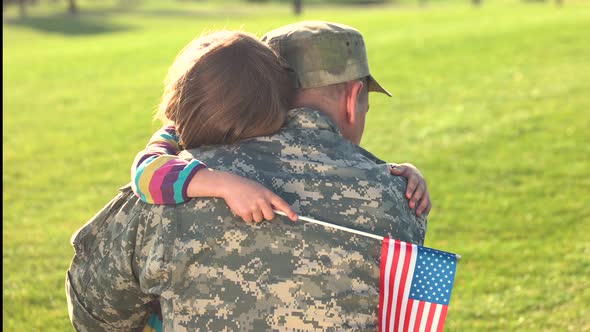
293, 0, 302, 15
68, 0, 77, 14
18, 0, 26, 17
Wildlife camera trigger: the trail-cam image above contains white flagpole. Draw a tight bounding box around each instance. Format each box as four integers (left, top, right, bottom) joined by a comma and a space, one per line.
273, 210, 384, 241
273, 210, 461, 260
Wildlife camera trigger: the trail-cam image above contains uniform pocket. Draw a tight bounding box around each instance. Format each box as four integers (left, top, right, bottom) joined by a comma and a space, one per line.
66, 270, 132, 332
70, 183, 135, 260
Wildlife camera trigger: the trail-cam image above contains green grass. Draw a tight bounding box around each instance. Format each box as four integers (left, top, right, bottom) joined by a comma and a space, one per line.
3, 0, 590, 330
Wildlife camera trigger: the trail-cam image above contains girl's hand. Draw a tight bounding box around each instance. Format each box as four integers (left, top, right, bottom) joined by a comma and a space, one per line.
389, 163, 431, 217
221, 173, 298, 223
188, 169, 297, 223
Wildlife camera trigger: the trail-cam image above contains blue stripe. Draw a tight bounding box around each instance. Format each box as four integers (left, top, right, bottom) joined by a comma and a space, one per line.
172, 160, 202, 203
146, 313, 163, 332
160, 133, 175, 141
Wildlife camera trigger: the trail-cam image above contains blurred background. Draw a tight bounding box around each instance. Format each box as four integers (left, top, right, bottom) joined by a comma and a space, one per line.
3, 0, 589, 330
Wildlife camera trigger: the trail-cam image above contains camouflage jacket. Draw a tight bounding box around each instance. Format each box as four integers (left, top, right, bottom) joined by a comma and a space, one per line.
66, 108, 426, 331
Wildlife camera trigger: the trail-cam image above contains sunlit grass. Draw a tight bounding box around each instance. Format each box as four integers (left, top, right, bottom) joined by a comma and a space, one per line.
3, 0, 589, 330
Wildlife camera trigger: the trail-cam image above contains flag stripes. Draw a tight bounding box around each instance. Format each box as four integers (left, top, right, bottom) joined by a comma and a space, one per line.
379, 238, 455, 332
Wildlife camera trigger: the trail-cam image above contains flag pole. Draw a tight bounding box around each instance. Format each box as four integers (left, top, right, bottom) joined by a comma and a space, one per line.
273, 210, 461, 260
274, 210, 384, 241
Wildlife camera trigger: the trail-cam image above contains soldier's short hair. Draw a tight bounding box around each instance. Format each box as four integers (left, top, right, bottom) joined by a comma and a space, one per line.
156, 30, 293, 149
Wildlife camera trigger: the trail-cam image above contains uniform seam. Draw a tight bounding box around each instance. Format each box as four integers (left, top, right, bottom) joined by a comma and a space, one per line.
159, 205, 179, 296
84, 206, 142, 289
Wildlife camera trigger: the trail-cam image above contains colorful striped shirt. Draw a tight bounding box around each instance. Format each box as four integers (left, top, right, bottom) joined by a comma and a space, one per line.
142, 314, 162, 332
131, 125, 207, 204
143, 302, 163, 332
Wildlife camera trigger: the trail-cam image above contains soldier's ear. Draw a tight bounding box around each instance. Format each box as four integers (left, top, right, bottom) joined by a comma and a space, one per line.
344, 80, 364, 124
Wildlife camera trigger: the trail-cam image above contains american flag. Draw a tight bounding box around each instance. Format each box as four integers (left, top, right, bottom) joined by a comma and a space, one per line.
272, 210, 459, 332
379, 238, 457, 332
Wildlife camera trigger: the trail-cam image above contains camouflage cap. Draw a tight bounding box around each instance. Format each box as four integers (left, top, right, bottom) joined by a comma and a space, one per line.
261, 21, 391, 96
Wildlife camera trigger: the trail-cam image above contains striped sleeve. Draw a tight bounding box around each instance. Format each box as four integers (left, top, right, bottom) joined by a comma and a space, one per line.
131, 125, 207, 205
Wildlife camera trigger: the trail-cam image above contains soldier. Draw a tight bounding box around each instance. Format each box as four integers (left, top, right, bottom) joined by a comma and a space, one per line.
66, 21, 428, 331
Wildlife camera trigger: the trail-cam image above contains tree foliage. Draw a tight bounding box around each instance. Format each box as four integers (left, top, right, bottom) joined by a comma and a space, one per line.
3, 0, 78, 16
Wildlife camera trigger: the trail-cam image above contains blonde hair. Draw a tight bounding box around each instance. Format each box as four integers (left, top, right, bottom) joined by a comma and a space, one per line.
156, 30, 293, 149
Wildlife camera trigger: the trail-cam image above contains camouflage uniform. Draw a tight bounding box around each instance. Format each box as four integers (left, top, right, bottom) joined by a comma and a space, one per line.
66, 108, 426, 331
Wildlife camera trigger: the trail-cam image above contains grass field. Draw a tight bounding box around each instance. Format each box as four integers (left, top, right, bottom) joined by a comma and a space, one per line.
3, 0, 590, 330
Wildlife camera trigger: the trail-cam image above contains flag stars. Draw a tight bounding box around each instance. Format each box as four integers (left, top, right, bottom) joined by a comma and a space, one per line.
406, 246, 456, 304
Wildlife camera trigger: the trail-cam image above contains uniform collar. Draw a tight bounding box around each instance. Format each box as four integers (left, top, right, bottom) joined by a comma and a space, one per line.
285, 108, 342, 135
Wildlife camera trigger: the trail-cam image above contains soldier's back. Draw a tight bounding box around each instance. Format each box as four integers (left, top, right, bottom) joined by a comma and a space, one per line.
151, 108, 425, 331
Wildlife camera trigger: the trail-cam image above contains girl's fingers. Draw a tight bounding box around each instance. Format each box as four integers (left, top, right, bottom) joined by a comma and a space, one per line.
240, 211, 253, 223
406, 176, 419, 201
252, 209, 264, 223
270, 196, 297, 221
410, 180, 426, 210
260, 201, 275, 221
388, 163, 401, 175
417, 197, 430, 217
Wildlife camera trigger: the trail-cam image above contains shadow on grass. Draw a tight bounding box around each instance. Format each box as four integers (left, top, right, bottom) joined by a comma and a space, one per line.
3, 13, 133, 36
84, 6, 270, 19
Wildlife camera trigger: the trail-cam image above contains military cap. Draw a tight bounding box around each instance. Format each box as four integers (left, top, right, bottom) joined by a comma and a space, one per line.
261, 20, 391, 96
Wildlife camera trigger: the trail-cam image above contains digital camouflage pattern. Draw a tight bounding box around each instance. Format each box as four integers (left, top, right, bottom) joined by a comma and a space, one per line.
261, 21, 392, 96
66, 108, 426, 331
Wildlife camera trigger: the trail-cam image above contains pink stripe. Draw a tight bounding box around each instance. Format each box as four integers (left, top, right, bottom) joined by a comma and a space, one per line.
424, 303, 437, 331
404, 299, 415, 332
394, 242, 414, 331
413, 301, 425, 332
385, 240, 401, 332
435, 306, 448, 332
148, 159, 183, 204
379, 238, 390, 332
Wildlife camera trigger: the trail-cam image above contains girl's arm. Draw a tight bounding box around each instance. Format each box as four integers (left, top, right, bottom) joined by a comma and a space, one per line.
131, 125, 206, 205
131, 125, 297, 222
